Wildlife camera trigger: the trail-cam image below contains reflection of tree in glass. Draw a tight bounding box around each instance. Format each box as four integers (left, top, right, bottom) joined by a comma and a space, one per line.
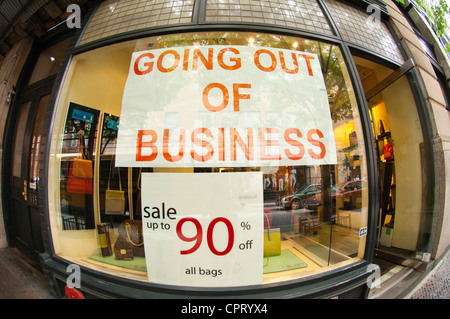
154, 32, 353, 124
148, 32, 355, 222
320, 45, 353, 123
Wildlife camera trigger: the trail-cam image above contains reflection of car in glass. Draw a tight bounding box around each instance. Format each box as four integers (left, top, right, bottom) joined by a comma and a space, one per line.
280, 184, 322, 210
304, 180, 367, 212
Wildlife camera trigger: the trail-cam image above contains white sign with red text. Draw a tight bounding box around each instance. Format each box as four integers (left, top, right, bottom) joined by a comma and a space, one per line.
116, 45, 336, 167
141, 172, 263, 287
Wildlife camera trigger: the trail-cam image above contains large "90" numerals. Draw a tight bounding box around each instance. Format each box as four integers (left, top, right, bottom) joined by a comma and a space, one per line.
176, 217, 234, 256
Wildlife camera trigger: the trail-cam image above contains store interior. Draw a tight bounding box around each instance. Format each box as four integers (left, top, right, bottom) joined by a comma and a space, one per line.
353, 54, 426, 277
50, 33, 426, 285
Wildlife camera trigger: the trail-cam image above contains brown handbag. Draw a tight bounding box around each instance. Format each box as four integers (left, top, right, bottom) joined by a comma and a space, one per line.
113, 220, 145, 260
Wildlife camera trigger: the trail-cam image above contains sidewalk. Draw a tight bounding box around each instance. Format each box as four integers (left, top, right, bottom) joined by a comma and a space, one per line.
369, 246, 450, 299
0, 248, 53, 299
0, 246, 449, 299
406, 247, 450, 299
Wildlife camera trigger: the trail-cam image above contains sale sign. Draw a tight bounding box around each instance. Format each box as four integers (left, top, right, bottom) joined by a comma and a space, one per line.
116, 45, 336, 167
141, 172, 263, 287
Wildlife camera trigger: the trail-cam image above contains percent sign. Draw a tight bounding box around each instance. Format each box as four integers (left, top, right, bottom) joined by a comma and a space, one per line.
241, 221, 251, 230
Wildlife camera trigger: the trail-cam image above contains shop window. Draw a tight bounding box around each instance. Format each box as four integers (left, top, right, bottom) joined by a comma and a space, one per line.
49, 32, 369, 287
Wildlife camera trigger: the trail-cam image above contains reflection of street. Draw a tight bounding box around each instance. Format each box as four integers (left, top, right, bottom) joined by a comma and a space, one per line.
264, 200, 288, 232
264, 199, 315, 233
264, 197, 358, 268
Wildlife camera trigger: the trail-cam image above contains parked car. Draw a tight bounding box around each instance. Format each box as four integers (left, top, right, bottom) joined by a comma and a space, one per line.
304, 180, 367, 212
280, 184, 322, 210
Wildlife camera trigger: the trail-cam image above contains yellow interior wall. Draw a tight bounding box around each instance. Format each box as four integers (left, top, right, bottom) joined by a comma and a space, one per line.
356, 55, 424, 253
54, 45, 198, 257
371, 102, 391, 134
333, 121, 356, 149
374, 77, 423, 251
63, 46, 133, 116
55, 46, 134, 257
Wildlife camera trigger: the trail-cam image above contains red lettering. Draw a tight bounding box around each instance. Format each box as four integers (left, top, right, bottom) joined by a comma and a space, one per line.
191, 128, 214, 162
307, 129, 326, 159
254, 49, 277, 72
136, 130, 158, 161
279, 51, 299, 74
232, 83, 251, 111
299, 54, 315, 76
284, 128, 305, 160
134, 53, 154, 75
230, 128, 254, 161
259, 128, 281, 161
218, 128, 225, 161
202, 83, 229, 112
182, 49, 189, 71
136, 127, 327, 164
193, 48, 213, 70
218, 48, 241, 70
163, 128, 185, 162
157, 50, 180, 73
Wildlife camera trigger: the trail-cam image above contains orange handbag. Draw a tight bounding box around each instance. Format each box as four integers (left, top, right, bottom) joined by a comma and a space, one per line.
378, 120, 394, 161
67, 136, 93, 194
67, 173, 93, 194
71, 158, 93, 178
70, 136, 92, 178
383, 139, 394, 160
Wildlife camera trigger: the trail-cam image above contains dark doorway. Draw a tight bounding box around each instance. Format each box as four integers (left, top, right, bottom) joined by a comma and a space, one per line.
2, 33, 71, 266
5, 76, 54, 265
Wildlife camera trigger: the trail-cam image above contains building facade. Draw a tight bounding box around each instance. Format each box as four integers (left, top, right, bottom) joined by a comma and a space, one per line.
0, 0, 449, 299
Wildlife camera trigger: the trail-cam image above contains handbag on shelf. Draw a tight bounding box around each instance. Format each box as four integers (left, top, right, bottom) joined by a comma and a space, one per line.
97, 223, 112, 257
67, 172, 92, 194
71, 157, 92, 178
113, 237, 133, 260
67, 136, 93, 194
383, 139, 394, 161
378, 120, 394, 161
263, 214, 281, 257
113, 220, 145, 260
105, 158, 125, 215
378, 120, 386, 137
71, 136, 93, 178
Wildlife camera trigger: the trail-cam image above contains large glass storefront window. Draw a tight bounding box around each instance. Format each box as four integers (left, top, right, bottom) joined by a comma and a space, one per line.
48, 32, 369, 286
